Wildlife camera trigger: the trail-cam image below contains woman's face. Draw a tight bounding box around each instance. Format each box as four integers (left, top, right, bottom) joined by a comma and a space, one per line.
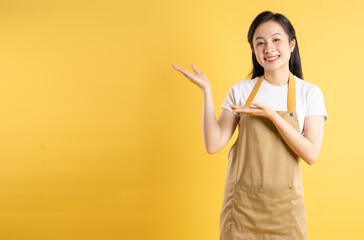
252, 20, 296, 73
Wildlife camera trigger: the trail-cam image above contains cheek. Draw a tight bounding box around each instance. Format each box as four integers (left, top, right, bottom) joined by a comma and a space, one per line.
277, 44, 290, 53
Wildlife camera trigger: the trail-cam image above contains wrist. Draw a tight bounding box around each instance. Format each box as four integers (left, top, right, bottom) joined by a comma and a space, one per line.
202, 84, 212, 92
268, 110, 279, 122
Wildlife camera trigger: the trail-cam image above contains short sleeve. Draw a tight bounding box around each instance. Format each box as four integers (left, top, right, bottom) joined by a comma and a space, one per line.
305, 85, 328, 122
220, 86, 240, 119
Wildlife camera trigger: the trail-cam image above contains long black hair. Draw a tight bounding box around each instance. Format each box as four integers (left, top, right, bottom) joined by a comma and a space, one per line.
247, 11, 304, 80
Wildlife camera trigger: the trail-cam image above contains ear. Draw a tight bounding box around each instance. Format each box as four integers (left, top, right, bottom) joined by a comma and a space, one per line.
290, 39, 296, 53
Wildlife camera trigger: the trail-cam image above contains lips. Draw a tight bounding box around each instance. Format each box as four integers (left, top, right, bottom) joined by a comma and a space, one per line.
264, 55, 280, 61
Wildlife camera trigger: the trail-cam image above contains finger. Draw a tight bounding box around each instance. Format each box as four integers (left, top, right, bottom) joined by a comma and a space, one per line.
191, 64, 201, 74
172, 64, 187, 73
231, 105, 250, 110
233, 108, 261, 113
231, 106, 246, 110
252, 101, 266, 106
230, 104, 242, 109
251, 102, 263, 108
172, 64, 182, 71
172, 64, 195, 79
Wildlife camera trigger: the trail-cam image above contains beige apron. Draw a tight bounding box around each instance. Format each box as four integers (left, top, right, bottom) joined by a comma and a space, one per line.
220, 72, 307, 240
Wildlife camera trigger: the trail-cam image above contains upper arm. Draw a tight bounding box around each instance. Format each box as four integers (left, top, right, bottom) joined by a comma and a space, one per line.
303, 115, 325, 158
214, 109, 239, 153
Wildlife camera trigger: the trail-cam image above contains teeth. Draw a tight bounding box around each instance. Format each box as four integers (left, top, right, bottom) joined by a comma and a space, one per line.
266, 56, 279, 60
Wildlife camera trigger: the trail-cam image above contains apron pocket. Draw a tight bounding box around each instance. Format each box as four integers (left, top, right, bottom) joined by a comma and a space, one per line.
231, 182, 292, 236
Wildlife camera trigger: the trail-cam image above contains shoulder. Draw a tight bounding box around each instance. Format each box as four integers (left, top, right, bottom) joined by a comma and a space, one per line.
223, 77, 258, 106
294, 75, 325, 96
230, 76, 258, 91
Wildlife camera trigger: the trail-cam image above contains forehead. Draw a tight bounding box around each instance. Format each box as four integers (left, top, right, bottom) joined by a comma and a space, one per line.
253, 20, 287, 40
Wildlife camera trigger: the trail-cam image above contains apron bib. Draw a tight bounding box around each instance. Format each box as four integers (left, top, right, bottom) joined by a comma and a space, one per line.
220, 72, 307, 240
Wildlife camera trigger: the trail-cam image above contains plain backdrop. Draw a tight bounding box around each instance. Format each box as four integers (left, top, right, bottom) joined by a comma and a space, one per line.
0, 0, 362, 239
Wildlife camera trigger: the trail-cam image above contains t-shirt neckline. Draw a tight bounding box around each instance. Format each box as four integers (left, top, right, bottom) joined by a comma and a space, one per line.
262, 78, 288, 88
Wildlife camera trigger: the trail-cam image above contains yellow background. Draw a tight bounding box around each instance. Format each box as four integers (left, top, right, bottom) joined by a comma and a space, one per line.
0, 0, 362, 239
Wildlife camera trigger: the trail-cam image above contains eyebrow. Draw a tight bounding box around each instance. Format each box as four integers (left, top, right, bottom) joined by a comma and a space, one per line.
254, 32, 282, 42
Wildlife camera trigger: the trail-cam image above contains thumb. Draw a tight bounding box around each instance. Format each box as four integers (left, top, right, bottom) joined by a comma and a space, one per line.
191, 64, 201, 74
251, 101, 261, 107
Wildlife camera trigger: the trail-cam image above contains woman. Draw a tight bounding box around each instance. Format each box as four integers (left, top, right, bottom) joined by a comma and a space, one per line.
172, 11, 327, 240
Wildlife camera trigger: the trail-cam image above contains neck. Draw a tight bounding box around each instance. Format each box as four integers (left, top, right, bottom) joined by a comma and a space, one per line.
264, 68, 290, 86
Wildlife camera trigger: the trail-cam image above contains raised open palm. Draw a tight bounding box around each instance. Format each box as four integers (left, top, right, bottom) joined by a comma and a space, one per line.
172, 64, 210, 90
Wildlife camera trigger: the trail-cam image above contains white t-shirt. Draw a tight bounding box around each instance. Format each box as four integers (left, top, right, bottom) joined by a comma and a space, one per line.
220, 75, 328, 134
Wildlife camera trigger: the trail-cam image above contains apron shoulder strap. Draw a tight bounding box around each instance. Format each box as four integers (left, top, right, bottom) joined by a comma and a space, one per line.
287, 72, 296, 112
244, 72, 296, 112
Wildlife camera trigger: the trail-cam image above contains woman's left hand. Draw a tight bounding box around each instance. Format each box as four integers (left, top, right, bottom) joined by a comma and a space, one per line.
230, 101, 275, 120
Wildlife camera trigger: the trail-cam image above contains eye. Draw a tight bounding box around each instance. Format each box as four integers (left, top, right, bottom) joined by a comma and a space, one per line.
257, 42, 264, 45
273, 39, 280, 42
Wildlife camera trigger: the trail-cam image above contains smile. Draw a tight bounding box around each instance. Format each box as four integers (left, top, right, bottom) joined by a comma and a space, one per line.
264, 55, 280, 62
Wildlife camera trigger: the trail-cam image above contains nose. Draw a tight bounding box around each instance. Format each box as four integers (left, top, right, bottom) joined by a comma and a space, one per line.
264, 41, 274, 53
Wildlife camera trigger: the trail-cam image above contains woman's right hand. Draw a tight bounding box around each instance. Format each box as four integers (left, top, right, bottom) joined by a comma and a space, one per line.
171, 64, 211, 90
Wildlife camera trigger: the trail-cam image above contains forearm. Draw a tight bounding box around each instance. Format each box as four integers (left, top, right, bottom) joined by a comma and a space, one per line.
269, 112, 319, 165
201, 86, 221, 153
